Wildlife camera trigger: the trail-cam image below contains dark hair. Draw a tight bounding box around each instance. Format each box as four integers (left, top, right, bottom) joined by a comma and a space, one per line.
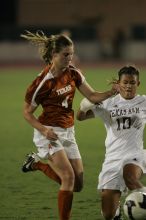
20, 31, 73, 64
118, 65, 139, 80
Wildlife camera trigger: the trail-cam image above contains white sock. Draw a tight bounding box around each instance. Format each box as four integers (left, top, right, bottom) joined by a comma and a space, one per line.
115, 206, 120, 216
114, 201, 121, 218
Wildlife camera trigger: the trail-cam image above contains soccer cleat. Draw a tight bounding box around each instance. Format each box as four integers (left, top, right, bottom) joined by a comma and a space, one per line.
22, 152, 39, 173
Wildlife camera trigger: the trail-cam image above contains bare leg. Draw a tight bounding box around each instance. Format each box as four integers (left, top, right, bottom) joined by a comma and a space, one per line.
101, 189, 121, 220
70, 158, 84, 192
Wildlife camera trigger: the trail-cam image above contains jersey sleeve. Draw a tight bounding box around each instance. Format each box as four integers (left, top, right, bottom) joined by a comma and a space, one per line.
24, 69, 48, 106
76, 70, 85, 87
24, 65, 52, 106
25, 77, 41, 106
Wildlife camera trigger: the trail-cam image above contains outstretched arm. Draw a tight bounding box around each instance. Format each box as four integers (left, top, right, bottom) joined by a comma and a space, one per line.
78, 80, 118, 103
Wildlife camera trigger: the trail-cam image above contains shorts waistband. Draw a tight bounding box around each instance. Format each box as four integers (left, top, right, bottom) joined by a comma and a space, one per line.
44, 125, 74, 132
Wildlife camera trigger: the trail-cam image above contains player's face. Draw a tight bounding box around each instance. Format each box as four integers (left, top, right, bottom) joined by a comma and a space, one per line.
53, 46, 74, 69
118, 74, 140, 99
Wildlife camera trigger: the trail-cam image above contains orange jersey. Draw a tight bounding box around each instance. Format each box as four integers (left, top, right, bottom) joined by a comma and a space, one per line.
25, 65, 85, 128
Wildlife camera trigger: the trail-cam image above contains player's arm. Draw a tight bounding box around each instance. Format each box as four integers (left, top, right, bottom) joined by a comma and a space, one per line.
23, 102, 58, 140
78, 80, 117, 103
76, 98, 95, 121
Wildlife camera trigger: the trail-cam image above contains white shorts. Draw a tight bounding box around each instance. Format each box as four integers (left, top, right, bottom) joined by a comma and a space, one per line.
98, 150, 146, 192
33, 126, 81, 160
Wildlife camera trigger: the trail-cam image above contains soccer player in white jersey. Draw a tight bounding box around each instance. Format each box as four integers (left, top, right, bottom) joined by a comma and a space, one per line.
77, 65, 146, 220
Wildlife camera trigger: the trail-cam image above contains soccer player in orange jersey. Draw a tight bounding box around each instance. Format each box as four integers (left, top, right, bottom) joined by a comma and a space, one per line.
21, 30, 118, 220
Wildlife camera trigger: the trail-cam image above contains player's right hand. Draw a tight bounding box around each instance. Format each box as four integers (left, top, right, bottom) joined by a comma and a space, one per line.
42, 127, 58, 140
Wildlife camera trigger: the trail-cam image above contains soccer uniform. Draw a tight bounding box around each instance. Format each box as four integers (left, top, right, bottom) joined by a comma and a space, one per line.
25, 65, 85, 159
92, 94, 146, 191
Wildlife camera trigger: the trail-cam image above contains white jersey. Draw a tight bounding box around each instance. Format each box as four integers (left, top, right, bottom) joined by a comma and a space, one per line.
92, 94, 146, 160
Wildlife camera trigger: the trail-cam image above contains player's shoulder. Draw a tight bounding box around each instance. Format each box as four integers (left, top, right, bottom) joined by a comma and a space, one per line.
36, 65, 54, 82
28, 65, 53, 89
139, 94, 146, 100
68, 65, 85, 84
37, 65, 50, 77
69, 64, 83, 75
135, 94, 146, 103
102, 94, 120, 107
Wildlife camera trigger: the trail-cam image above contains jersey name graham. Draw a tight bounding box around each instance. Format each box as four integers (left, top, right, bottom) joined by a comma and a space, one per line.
56, 85, 72, 95
110, 107, 140, 117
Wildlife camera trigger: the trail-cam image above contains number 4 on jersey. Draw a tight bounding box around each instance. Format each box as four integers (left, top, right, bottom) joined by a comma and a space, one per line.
62, 96, 69, 108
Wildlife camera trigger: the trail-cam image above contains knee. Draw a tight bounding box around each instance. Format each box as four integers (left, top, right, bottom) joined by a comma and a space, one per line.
123, 164, 142, 190
61, 171, 75, 186
123, 175, 137, 190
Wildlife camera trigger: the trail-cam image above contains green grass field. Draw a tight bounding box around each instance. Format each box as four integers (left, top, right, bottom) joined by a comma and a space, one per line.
0, 65, 146, 220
